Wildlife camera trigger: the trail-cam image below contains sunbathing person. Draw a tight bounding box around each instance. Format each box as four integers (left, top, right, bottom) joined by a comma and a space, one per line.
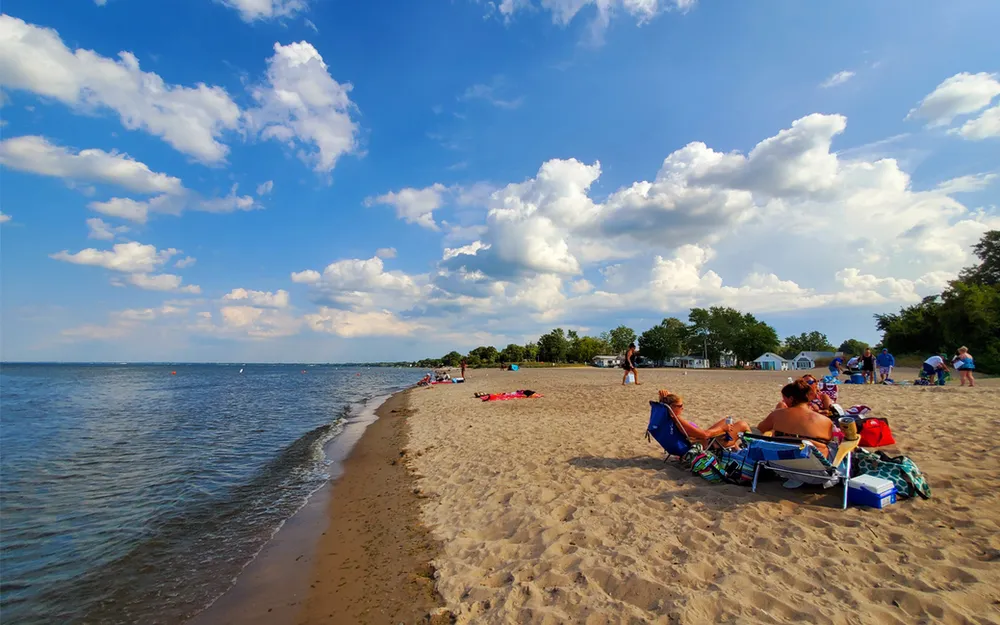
758, 379, 835, 456
658, 391, 751, 449
774, 374, 832, 414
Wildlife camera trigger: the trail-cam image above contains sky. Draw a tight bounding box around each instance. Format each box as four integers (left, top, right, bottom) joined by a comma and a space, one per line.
1, 0, 998, 363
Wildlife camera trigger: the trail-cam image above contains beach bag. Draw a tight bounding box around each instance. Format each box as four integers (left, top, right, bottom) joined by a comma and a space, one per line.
858, 417, 895, 447
681, 445, 725, 483
854, 450, 930, 499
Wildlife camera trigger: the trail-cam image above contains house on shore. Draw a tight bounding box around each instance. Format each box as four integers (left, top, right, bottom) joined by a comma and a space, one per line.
791, 351, 840, 370
753, 352, 789, 371
718, 350, 738, 368
592, 355, 621, 368
667, 355, 711, 369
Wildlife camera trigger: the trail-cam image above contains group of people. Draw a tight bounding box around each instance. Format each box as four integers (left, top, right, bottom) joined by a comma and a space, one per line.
659, 373, 842, 459
922, 347, 976, 386
829, 348, 896, 384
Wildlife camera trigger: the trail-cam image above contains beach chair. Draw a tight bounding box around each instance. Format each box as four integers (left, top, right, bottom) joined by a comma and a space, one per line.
743, 434, 858, 509
645, 401, 726, 462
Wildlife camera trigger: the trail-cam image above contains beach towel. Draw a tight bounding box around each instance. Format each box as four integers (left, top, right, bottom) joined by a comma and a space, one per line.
481, 390, 542, 402
854, 450, 930, 499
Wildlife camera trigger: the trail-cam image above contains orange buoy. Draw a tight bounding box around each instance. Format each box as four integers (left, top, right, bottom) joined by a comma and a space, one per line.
171, 371, 177, 375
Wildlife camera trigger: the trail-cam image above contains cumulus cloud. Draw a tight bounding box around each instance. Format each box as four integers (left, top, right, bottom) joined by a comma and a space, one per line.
820, 70, 855, 88
51, 241, 179, 273
256, 180, 274, 196
303, 308, 421, 337
62, 305, 187, 341
86, 217, 129, 241
175, 256, 197, 269
291, 256, 422, 309
365, 184, 447, 229
906, 72, 1000, 128
127, 273, 201, 293
952, 105, 1000, 140
0, 212, 12, 224
246, 41, 359, 173
217, 0, 309, 21
375, 247, 397, 259
0, 135, 183, 194
494, 0, 693, 28
222, 287, 291, 308
217, 306, 302, 338
88, 186, 258, 223
0, 15, 241, 163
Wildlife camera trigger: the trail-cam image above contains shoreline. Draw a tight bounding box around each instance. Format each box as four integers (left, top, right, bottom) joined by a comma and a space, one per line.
189, 388, 446, 625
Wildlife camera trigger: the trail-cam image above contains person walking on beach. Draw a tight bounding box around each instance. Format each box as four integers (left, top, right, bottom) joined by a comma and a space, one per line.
622, 344, 640, 385
876, 348, 895, 383
861, 348, 876, 384
955, 347, 976, 387
461, 359, 467, 379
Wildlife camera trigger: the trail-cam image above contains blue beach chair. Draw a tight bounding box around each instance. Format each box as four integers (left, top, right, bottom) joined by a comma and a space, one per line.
744, 434, 857, 509
645, 401, 727, 462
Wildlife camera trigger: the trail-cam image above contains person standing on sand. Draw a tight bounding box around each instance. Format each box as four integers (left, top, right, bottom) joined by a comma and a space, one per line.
622, 344, 640, 385
861, 348, 876, 384
828, 355, 844, 378
876, 348, 895, 383
955, 347, 975, 387
461, 359, 467, 379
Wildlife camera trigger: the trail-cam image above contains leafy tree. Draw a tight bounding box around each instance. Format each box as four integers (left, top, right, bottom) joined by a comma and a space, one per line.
876, 230, 1000, 374
689, 307, 780, 362
574, 336, 609, 363
468, 346, 499, 364
837, 339, 869, 356
781, 331, 835, 358
499, 343, 525, 363
639, 318, 689, 364
608, 325, 637, 356
441, 351, 463, 367
538, 328, 570, 362
523, 342, 540, 362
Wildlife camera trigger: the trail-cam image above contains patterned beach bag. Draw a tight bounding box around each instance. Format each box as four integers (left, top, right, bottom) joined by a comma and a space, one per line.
854, 450, 931, 499
681, 445, 726, 483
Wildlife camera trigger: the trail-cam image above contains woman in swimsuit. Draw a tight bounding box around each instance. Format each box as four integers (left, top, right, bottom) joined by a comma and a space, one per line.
775, 374, 832, 414
622, 344, 640, 385
758, 380, 836, 456
659, 392, 751, 449
861, 348, 876, 384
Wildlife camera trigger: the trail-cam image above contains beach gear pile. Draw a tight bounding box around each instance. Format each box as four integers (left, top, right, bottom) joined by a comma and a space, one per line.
644, 396, 926, 508
476, 390, 542, 402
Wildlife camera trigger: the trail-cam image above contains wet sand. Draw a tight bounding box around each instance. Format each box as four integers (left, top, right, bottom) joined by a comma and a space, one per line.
190, 390, 446, 625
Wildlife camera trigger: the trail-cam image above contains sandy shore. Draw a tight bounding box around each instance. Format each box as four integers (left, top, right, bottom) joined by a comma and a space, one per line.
190, 391, 446, 625
407, 367, 1000, 624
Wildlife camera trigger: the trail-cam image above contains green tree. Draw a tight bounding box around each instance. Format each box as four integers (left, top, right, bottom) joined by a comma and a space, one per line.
574, 336, 609, 364
523, 342, 539, 362
638, 318, 689, 364
837, 339, 869, 356
538, 328, 570, 362
499, 343, 526, 363
688, 307, 779, 362
958, 230, 1000, 286
781, 331, 835, 358
608, 325, 637, 356
468, 346, 499, 364
441, 351, 463, 367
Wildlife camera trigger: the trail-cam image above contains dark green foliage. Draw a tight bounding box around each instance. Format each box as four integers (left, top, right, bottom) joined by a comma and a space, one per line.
781, 331, 835, 358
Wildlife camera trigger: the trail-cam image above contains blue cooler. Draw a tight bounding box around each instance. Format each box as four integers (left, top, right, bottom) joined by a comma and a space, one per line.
848, 475, 897, 509
850, 373, 865, 384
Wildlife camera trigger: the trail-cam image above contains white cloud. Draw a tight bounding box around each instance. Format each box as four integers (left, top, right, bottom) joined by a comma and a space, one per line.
303, 308, 421, 337
217, 305, 301, 338
953, 104, 1000, 140
935, 173, 997, 195
375, 247, 397, 259
0, 136, 183, 194
0, 213, 11, 224
365, 183, 447, 229
246, 41, 359, 173
217, 0, 309, 21
51, 241, 179, 273
88, 187, 258, 223
906, 72, 1000, 128
86, 217, 129, 241
820, 70, 855, 88
495, 0, 693, 27
127, 273, 201, 293
256, 180, 274, 196
222, 287, 290, 308
460, 82, 524, 110
62, 305, 187, 341
175, 256, 197, 269
0, 15, 241, 163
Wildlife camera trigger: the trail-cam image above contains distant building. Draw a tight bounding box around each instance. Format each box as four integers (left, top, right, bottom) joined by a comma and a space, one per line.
592, 355, 621, 368
666, 355, 711, 369
754, 352, 789, 371
791, 351, 840, 370
718, 350, 738, 368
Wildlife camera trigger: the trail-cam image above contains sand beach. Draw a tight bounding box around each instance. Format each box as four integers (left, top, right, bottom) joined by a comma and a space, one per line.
400, 367, 1000, 624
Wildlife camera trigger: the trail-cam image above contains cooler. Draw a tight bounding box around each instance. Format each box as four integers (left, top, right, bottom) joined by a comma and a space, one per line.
848, 474, 897, 509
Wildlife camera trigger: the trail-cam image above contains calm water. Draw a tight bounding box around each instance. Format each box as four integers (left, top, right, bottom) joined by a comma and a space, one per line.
0, 363, 416, 624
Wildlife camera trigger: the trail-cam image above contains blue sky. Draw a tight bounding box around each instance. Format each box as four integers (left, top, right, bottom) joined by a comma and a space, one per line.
1, 0, 998, 362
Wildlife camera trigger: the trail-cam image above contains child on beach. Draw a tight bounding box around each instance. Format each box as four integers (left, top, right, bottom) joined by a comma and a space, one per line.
955, 347, 976, 387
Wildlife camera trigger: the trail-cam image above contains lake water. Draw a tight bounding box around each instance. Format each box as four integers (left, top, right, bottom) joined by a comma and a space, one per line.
0, 363, 417, 624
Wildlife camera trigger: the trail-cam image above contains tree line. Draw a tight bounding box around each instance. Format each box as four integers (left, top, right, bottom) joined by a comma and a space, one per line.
413, 307, 875, 369
876, 230, 999, 374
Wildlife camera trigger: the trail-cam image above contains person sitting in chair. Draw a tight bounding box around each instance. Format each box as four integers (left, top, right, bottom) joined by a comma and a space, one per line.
757, 379, 835, 457
658, 391, 751, 449
775, 374, 833, 415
